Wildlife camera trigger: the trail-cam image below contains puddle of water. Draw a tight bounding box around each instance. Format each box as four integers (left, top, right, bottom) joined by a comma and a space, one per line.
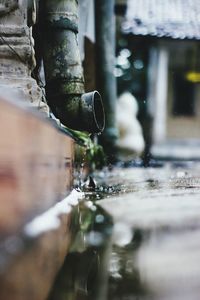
103, 163, 200, 300
49, 162, 200, 300
107, 228, 200, 300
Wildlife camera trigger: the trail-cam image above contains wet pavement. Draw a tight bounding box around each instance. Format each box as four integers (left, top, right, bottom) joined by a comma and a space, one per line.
49, 161, 200, 300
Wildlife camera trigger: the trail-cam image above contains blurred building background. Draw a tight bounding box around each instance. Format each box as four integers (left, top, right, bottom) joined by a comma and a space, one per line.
115, 0, 200, 161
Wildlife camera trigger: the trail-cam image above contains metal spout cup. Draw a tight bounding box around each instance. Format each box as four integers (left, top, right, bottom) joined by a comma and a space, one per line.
80, 91, 105, 133
46, 87, 105, 133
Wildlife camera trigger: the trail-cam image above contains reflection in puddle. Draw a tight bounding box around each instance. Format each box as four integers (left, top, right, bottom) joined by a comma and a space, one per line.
49, 164, 200, 300
48, 199, 113, 300
49, 249, 100, 300
108, 229, 151, 300
108, 228, 200, 300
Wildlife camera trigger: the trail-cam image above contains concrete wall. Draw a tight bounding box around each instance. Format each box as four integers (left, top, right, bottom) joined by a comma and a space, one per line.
0, 0, 43, 108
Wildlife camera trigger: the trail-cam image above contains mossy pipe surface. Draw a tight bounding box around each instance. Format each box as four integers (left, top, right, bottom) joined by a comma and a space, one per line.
41, 0, 105, 133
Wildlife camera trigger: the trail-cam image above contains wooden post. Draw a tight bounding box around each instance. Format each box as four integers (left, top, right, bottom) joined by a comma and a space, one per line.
95, 0, 118, 161
151, 46, 169, 144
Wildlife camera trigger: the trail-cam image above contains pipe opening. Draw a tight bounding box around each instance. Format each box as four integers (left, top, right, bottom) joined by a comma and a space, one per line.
81, 90, 105, 133
92, 91, 105, 132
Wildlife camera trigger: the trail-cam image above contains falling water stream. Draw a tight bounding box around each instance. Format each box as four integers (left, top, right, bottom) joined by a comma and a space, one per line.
48, 160, 200, 300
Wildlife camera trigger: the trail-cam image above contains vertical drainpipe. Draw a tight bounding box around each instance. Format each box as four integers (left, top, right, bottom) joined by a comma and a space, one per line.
39, 0, 105, 133
95, 0, 118, 162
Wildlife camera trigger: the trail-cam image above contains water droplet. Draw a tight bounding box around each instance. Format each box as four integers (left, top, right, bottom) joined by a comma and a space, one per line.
176, 171, 187, 178
95, 214, 105, 224
86, 231, 104, 246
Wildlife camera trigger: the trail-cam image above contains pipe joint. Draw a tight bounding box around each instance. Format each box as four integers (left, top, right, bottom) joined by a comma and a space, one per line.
45, 13, 78, 33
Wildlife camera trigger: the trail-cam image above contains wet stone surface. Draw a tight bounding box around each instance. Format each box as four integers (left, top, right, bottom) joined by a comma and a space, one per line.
50, 161, 200, 300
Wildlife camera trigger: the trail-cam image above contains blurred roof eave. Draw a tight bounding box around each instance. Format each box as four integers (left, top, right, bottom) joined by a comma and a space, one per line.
122, 0, 200, 40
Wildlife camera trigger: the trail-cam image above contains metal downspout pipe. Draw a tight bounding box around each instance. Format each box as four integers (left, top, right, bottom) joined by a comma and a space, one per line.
95, 0, 118, 160
40, 0, 105, 133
